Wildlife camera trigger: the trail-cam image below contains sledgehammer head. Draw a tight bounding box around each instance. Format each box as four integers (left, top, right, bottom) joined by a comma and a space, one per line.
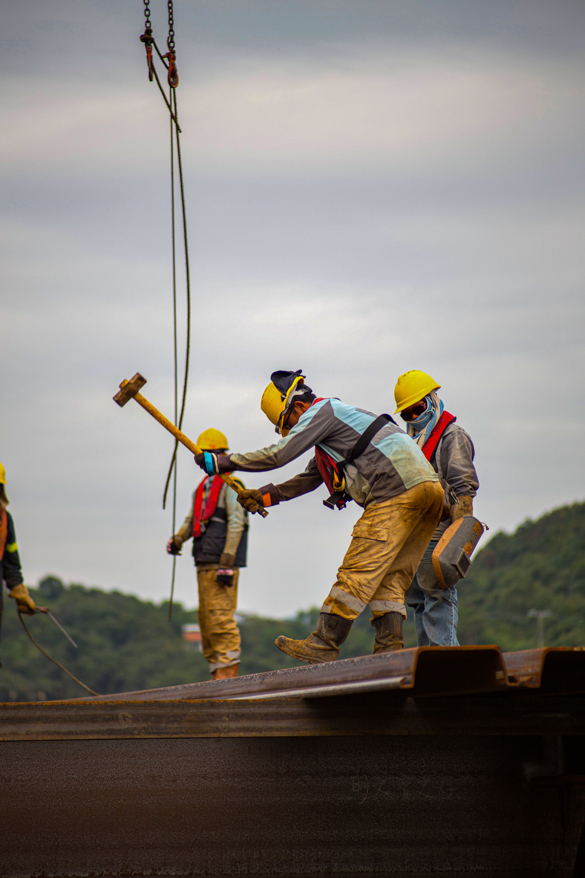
114, 373, 147, 407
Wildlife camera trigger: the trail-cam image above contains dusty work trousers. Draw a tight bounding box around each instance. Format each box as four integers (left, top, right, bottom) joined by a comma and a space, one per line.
196, 568, 241, 673
322, 480, 444, 621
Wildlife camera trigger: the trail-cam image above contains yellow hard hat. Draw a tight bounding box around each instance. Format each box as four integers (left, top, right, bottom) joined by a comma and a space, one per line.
261, 369, 306, 436
197, 429, 229, 451
394, 370, 441, 413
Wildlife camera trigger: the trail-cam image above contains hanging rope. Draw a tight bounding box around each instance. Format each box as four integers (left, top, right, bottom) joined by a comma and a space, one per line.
18, 613, 99, 697
140, 0, 192, 619
168, 80, 179, 620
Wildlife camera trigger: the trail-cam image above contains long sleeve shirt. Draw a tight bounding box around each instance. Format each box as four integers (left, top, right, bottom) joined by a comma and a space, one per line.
431, 422, 479, 539
1, 508, 24, 592
230, 397, 439, 509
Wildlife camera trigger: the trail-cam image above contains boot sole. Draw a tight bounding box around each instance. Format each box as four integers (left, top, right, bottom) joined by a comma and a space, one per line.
274, 636, 337, 665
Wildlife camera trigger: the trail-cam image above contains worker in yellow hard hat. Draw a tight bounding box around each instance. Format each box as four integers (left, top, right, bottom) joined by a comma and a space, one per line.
166, 430, 249, 680
394, 370, 479, 646
194, 370, 444, 664
0, 463, 37, 653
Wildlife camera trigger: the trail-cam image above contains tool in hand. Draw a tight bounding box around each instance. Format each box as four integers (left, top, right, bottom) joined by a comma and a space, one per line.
113, 373, 269, 518
36, 607, 78, 648
18, 610, 98, 696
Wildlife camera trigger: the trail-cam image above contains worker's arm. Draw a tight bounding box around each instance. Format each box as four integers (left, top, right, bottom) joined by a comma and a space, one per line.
438, 427, 479, 520
259, 457, 323, 506
229, 401, 336, 474
3, 513, 36, 614
167, 492, 195, 554
3, 512, 24, 590
237, 457, 323, 512
221, 483, 247, 563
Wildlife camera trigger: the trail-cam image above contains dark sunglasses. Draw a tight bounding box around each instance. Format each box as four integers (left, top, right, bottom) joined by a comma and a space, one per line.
400, 401, 427, 422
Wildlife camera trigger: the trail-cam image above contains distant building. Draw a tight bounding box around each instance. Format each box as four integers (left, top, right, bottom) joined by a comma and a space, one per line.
182, 623, 202, 651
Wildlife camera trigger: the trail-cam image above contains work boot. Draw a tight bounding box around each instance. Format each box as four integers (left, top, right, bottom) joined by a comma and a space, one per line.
275, 612, 353, 664
372, 612, 404, 653
212, 663, 239, 681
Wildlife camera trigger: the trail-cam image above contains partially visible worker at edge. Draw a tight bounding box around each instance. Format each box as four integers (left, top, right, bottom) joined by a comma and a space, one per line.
0, 463, 37, 657
194, 371, 444, 664
395, 370, 479, 647
167, 430, 249, 680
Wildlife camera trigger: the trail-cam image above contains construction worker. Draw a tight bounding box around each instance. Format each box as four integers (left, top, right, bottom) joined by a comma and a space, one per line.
167, 430, 248, 680
0, 463, 37, 654
394, 370, 479, 646
194, 370, 444, 663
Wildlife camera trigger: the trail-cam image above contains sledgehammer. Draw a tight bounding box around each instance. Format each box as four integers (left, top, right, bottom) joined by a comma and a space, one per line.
114, 372, 268, 517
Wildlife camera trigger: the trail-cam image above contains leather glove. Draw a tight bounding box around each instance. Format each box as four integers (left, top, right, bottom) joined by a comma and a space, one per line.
167, 535, 183, 555
194, 452, 234, 477
9, 583, 37, 615
219, 553, 236, 568
237, 488, 265, 514
450, 495, 473, 521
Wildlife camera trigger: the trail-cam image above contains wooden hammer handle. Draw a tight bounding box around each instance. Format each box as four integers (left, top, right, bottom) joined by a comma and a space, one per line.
133, 392, 269, 518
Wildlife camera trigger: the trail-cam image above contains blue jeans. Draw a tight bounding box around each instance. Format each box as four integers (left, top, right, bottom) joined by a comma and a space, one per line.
404, 539, 459, 647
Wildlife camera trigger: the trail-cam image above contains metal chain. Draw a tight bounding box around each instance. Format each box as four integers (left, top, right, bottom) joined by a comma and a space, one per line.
143, 0, 152, 31
167, 0, 175, 52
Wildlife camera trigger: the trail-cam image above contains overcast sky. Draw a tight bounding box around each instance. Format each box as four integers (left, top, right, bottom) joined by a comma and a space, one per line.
1, 0, 584, 618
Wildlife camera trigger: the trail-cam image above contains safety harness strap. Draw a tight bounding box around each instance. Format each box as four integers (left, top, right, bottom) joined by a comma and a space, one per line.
421, 411, 456, 462
193, 475, 224, 537
316, 412, 395, 510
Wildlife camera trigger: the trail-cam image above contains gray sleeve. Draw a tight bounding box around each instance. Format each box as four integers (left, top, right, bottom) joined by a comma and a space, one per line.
271, 456, 324, 502
176, 491, 196, 543
223, 484, 247, 558
229, 402, 336, 473
437, 427, 479, 498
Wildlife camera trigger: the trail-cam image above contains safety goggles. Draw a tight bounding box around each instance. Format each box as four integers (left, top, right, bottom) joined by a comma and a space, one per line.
400, 401, 428, 422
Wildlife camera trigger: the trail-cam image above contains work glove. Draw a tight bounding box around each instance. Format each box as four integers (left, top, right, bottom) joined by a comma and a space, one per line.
450, 495, 473, 521
9, 583, 37, 615
167, 535, 183, 555
236, 488, 265, 514
194, 452, 233, 477
216, 568, 235, 587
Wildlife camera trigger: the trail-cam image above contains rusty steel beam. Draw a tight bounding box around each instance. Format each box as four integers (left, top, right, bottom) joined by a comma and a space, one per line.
3, 691, 585, 741
78, 646, 510, 703
504, 648, 585, 693
2, 725, 585, 876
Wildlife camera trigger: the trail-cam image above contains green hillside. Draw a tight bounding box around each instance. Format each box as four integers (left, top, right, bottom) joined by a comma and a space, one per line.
1, 501, 583, 701
458, 500, 585, 650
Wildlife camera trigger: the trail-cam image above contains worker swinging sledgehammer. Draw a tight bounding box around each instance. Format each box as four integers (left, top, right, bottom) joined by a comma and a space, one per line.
193, 370, 444, 664
167, 429, 249, 680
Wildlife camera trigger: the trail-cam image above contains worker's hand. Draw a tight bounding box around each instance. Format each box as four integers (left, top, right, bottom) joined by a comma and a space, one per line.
194, 452, 233, 477
237, 488, 265, 514
216, 568, 235, 587
167, 535, 183, 555
450, 495, 473, 521
9, 583, 37, 615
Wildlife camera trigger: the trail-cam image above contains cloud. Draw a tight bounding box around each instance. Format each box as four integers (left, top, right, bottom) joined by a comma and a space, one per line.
1, 0, 584, 618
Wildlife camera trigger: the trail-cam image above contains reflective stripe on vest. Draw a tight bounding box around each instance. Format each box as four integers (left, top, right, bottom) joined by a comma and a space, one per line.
421, 411, 457, 462
193, 476, 224, 538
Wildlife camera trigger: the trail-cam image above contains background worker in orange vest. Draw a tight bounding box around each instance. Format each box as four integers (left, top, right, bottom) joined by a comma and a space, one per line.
394, 371, 479, 647
0, 463, 37, 658
166, 430, 248, 680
